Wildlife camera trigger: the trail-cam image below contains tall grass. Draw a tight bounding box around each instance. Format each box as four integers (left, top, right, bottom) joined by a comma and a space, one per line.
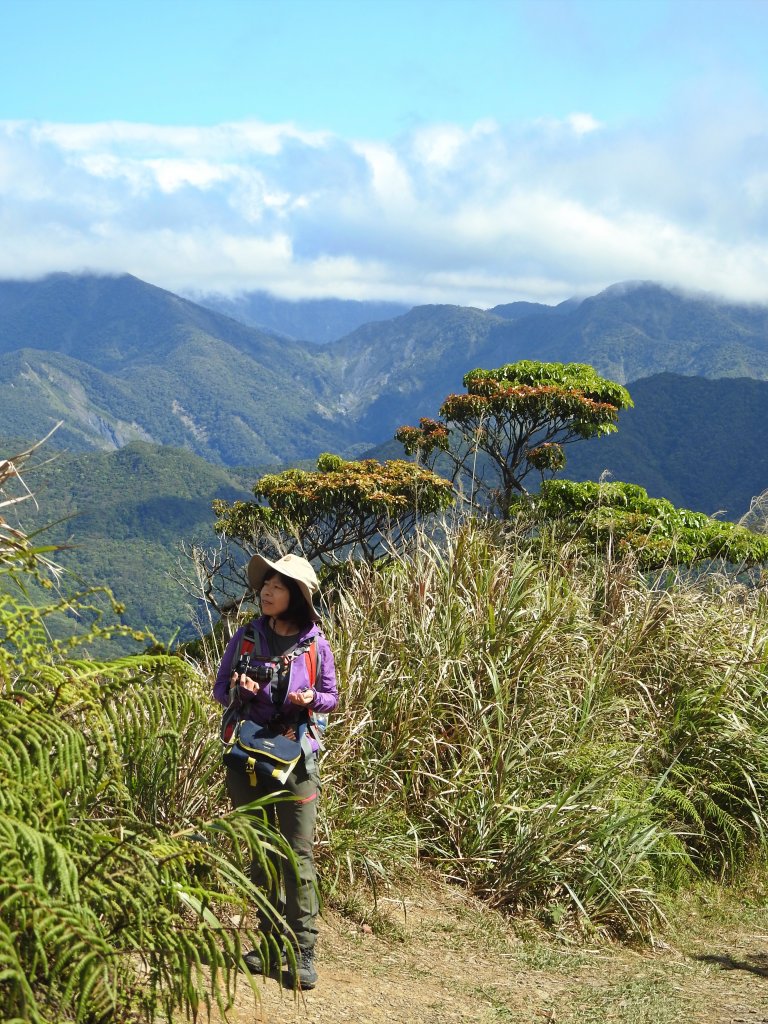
319, 519, 768, 937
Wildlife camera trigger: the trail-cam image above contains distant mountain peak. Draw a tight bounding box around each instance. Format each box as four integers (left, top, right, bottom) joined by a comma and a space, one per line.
595, 280, 660, 297
189, 289, 412, 344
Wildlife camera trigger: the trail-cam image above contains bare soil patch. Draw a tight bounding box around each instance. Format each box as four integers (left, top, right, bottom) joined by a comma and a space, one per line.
210, 885, 768, 1024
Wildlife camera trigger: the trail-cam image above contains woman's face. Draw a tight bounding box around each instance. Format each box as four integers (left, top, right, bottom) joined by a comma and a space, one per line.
260, 573, 291, 618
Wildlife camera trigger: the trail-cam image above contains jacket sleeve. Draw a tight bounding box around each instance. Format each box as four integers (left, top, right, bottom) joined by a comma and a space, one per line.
311, 636, 339, 714
213, 627, 243, 707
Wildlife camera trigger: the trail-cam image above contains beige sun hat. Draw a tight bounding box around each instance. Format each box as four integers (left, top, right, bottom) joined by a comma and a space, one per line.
247, 552, 321, 621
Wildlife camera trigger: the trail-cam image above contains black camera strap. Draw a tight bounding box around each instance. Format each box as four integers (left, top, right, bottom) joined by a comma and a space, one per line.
228, 622, 260, 708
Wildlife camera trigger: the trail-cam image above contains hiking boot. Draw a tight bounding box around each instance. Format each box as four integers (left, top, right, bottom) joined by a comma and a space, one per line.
242, 946, 286, 976
284, 947, 318, 990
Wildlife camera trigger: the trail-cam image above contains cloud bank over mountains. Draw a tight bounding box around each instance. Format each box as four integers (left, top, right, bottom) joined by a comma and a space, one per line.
2, 106, 768, 307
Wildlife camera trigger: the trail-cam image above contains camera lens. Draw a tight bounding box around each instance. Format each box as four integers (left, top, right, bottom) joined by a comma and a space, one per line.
253, 664, 272, 684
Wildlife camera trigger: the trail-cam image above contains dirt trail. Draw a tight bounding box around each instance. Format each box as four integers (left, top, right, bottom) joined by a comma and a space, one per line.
212, 886, 768, 1024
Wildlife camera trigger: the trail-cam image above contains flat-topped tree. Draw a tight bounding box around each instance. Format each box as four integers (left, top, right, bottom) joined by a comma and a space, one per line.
212, 453, 455, 569
396, 361, 633, 518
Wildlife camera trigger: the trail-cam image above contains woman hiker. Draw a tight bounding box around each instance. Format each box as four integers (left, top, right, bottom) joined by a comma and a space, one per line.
214, 553, 338, 990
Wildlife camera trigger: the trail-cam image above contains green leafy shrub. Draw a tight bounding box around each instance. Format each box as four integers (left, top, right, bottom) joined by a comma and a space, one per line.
0, 447, 286, 1022
519, 479, 768, 569
213, 452, 454, 565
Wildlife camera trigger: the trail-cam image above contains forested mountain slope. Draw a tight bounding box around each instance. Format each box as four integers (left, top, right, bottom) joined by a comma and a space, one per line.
0, 274, 354, 464
3, 441, 254, 646
564, 373, 768, 519
327, 282, 768, 441
2, 273, 768, 472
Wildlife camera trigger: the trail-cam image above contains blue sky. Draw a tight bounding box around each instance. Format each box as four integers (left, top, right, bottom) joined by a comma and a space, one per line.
1, 0, 767, 305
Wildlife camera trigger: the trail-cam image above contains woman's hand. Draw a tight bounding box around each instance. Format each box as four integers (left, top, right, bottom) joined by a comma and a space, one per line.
232, 671, 259, 695
287, 687, 314, 707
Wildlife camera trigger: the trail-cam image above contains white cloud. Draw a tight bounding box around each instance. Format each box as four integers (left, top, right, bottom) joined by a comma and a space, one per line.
23, 120, 331, 157
1, 110, 767, 307
409, 119, 498, 170
567, 113, 604, 136
351, 142, 414, 208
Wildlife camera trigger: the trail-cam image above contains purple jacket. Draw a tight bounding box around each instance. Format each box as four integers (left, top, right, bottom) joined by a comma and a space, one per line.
214, 617, 338, 750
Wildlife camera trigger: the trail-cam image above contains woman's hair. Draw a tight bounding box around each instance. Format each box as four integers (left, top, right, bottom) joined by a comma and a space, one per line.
261, 569, 314, 629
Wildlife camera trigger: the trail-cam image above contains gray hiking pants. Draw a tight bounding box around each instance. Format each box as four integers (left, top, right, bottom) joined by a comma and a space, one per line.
225, 756, 320, 952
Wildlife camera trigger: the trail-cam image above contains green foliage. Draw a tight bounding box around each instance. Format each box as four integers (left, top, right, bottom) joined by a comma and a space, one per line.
457, 361, 632, 418
7, 416, 768, 1008
213, 452, 454, 565
320, 518, 768, 938
0, 672, 287, 1022
0, 445, 287, 1021
396, 361, 632, 517
520, 479, 768, 569
0, 441, 255, 650
560, 373, 768, 521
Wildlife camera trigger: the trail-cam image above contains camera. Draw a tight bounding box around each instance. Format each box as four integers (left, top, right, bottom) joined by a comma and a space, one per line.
235, 653, 276, 685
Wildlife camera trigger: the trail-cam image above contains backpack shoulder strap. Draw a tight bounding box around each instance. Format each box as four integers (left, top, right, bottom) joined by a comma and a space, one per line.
277, 631, 321, 686
227, 621, 261, 705
304, 636, 320, 688
300, 634, 327, 749
238, 621, 259, 656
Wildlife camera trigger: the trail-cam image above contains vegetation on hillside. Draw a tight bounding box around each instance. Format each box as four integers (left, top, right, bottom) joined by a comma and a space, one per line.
206, 453, 455, 612
562, 373, 768, 519
4, 339, 768, 1018
319, 518, 768, 936
187, 484, 768, 943
0, 442, 255, 649
5, 274, 768, 476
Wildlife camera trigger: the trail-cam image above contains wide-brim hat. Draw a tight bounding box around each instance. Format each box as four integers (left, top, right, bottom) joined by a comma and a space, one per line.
247, 553, 321, 621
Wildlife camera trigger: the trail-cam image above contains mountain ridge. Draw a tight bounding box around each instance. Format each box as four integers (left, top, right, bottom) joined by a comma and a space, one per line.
189, 289, 412, 344
4, 272, 768, 646
2, 272, 768, 469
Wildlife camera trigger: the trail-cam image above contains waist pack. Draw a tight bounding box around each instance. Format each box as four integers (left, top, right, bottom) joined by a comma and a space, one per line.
222, 713, 302, 786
